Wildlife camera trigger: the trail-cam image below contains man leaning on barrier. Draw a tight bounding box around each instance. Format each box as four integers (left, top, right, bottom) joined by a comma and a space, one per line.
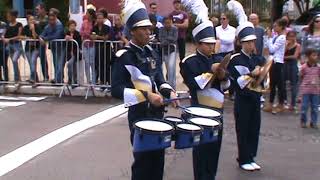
39, 9, 65, 84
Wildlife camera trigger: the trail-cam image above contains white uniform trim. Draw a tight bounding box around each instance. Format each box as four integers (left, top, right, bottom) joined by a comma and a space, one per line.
182, 54, 197, 63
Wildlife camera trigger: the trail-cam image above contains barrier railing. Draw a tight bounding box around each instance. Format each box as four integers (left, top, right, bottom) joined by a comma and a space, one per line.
0, 39, 177, 98
150, 42, 177, 89
82, 40, 124, 99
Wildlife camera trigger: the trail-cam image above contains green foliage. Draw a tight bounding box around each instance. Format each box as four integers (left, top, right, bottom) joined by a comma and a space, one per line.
0, 0, 11, 21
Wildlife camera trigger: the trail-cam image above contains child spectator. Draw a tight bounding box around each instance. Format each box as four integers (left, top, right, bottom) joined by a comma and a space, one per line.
110, 15, 128, 48
22, 15, 42, 84
65, 20, 82, 86
300, 49, 320, 129
284, 31, 301, 111
80, 15, 95, 84
159, 16, 178, 89
91, 12, 111, 88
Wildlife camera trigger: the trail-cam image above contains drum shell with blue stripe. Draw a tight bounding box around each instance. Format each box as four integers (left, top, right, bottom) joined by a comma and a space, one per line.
163, 116, 184, 141
133, 120, 174, 152
189, 117, 221, 144
174, 123, 202, 149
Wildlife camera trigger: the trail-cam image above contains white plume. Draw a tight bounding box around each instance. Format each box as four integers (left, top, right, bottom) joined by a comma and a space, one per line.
181, 0, 209, 24
227, 0, 248, 24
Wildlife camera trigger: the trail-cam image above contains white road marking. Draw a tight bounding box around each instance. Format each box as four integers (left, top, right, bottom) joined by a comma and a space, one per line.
0, 104, 128, 177
0, 101, 26, 108
0, 96, 47, 101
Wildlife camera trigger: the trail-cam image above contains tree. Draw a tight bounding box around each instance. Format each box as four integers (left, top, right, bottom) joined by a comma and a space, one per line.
272, 0, 285, 21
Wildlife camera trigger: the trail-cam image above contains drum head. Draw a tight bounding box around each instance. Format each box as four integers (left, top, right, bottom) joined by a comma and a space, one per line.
190, 118, 220, 127
135, 120, 173, 132
186, 107, 221, 118
177, 123, 201, 131
165, 117, 183, 123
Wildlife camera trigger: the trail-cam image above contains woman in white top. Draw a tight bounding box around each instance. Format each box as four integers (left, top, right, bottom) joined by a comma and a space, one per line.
264, 18, 287, 114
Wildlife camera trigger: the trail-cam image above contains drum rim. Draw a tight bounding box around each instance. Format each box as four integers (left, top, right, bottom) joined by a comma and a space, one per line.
188, 118, 221, 128
184, 106, 222, 118
134, 119, 174, 133
176, 123, 203, 132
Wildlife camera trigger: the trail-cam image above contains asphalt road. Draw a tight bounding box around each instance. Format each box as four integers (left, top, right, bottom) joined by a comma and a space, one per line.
0, 96, 319, 180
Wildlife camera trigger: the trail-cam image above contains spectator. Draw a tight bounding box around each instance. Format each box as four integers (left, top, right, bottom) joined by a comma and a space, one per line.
0, 21, 8, 82
299, 49, 320, 129
91, 12, 111, 88
210, 14, 219, 35
249, 13, 265, 56
301, 14, 320, 57
170, 0, 189, 61
149, 2, 163, 28
159, 16, 178, 89
22, 15, 42, 84
65, 20, 81, 86
210, 14, 220, 53
35, 2, 49, 81
80, 15, 95, 84
264, 18, 287, 114
98, 8, 112, 28
216, 13, 236, 57
284, 31, 300, 111
39, 11, 65, 83
3, 10, 23, 83
110, 15, 128, 47
149, 14, 160, 42
35, 3, 48, 30
86, 8, 97, 27
281, 15, 293, 32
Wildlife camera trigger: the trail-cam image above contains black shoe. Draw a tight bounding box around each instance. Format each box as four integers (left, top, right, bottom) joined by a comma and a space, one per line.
310, 122, 319, 129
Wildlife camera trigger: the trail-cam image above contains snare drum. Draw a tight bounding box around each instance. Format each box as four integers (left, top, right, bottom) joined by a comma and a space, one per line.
189, 117, 220, 144
182, 106, 221, 120
133, 120, 174, 152
164, 116, 184, 127
175, 123, 202, 149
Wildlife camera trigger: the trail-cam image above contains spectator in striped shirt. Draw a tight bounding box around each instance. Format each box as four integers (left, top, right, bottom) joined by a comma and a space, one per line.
300, 49, 320, 129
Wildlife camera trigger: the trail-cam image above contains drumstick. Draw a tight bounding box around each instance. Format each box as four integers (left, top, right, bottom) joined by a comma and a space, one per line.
176, 105, 192, 113
163, 96, 191, 104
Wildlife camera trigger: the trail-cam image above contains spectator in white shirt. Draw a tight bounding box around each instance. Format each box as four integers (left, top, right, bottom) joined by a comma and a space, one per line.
98, 8, 111, 28
216, 13, 236, 57
264, 18, 287, 114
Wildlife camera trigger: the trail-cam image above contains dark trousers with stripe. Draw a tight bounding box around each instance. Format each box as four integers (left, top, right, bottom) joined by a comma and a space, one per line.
193, 121, 223, 180
234, 95, 261, 165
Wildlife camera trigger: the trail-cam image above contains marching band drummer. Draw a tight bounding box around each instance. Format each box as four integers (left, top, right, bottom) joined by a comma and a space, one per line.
227, 21, 263, 171
180, 21, 230, 180
111, 1, 178, 180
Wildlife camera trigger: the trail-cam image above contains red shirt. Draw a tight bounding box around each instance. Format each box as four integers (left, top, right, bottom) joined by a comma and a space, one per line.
300, 63, 320, 95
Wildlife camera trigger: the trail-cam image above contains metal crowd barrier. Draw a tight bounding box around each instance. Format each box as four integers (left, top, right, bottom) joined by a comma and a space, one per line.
0, 39, 176, 98
82, 40, 124, 99
0, 39, 80, 98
